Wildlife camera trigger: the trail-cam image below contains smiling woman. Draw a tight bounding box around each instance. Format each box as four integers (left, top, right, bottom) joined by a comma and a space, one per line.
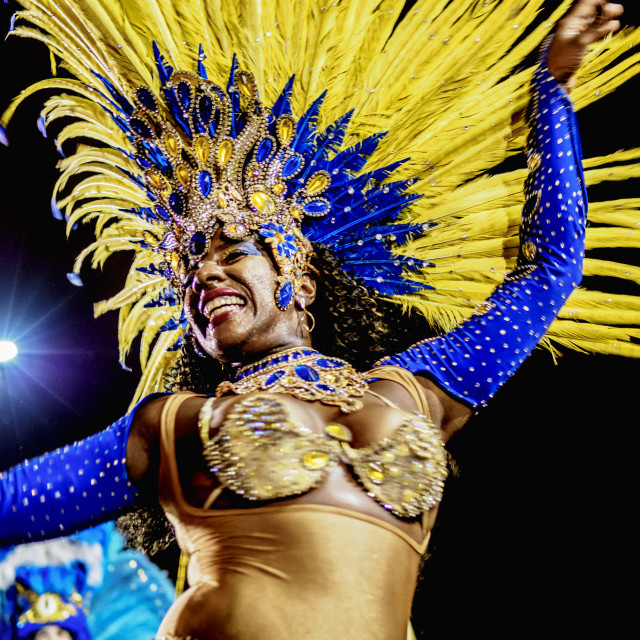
1, 0, 639, 638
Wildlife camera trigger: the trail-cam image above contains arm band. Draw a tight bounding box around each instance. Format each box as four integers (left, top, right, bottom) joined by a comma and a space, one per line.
377, 48, 587, 407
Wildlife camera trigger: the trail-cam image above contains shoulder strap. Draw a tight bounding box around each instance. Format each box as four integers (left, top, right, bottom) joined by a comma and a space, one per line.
365, 365, 432, 420
158, 391, 198, 511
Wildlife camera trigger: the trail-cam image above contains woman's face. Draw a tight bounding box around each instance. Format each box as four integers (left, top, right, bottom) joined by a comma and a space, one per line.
186, 229, 315, 362
33, 626, 73, 640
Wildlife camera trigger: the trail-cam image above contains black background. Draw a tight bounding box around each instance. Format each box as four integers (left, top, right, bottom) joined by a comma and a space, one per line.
0, 2, 638, 636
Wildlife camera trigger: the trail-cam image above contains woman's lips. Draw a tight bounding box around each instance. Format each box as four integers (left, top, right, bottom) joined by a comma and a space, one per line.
197, 289, 247, 327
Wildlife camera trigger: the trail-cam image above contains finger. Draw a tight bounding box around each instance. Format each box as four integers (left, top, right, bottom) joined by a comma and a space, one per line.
583, 19, 621, 43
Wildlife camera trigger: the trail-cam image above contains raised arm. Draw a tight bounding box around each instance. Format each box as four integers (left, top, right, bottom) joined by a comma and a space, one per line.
0, 395, 163, 546
377, 2, 622, 428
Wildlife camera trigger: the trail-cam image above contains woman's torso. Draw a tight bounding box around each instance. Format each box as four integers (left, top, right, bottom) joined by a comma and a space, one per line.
155, 366, 443, 640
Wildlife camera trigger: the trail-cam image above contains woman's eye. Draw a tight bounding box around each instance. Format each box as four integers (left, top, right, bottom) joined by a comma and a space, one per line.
223, 243, 261, 262
224, 249, 248, 262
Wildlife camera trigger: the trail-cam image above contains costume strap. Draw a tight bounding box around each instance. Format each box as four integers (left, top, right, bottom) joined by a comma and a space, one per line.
365, 366, 432, 419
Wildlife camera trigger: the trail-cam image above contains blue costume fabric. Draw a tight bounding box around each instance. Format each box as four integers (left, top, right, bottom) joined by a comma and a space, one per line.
0, 57, 586, 542
378, 57, 586, 407
1, 409, 142, 547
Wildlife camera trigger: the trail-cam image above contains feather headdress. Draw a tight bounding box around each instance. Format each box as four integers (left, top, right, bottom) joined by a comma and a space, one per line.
2, 0, 640, 403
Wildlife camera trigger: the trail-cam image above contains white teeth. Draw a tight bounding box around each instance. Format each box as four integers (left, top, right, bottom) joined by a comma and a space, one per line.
203, 295, 246, 318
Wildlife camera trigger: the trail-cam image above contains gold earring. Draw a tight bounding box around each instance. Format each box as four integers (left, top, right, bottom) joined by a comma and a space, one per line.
296, 296, 315, 333
303, 308, 316, 333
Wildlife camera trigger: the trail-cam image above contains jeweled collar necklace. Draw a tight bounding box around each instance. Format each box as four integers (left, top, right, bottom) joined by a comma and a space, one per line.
215, 347, 368, 413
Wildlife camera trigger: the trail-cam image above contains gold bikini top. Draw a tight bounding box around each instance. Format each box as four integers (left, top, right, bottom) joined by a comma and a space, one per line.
198, 391, 447, 518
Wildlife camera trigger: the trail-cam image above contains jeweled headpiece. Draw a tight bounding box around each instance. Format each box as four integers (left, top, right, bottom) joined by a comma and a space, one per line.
118, 48, 427, 310
3, 0, 640, 404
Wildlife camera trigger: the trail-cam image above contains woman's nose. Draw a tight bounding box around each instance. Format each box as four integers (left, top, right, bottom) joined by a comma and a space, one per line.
194, 257, 225, 285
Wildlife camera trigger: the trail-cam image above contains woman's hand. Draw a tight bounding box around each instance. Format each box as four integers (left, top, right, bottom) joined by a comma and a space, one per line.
548, 0, 624, 87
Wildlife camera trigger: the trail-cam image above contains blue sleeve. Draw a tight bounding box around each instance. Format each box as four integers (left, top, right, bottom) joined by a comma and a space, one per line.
377, 49, 587, 407
0, 395, 163, 546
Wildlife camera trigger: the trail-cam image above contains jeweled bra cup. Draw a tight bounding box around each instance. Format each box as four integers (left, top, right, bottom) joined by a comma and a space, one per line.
198, 393, 447, 518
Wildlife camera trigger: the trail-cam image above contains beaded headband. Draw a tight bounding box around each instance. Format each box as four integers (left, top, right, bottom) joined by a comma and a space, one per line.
114, 47, 430, 311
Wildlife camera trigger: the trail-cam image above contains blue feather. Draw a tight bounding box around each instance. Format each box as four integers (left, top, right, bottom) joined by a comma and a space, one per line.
227, 55, 240, 138
298, 111, 354, 182
271, 75, 295, 119
292, 92, 326, 154
91, 71, 134, 116
197, 43, 207, 79
357, 275, 433, 295
311, 193, 421, 244
324, 132, 386, 187
153, 42, 173, 85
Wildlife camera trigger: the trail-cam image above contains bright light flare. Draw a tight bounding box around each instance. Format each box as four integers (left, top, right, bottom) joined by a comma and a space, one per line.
0, 340, 19, 362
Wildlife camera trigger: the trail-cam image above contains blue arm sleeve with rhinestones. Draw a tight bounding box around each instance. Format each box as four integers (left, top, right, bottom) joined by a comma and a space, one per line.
0, 396, 160, 545
378, 58, 587, 407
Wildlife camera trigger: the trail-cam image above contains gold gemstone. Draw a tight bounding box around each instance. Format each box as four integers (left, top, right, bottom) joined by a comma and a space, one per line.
527, 152, 541, 171
306, 173, 329, 195
522, 241, 537, 261
325, 423, 353, 442
291, 206, 302, 219
176, 164, 190, 188
170, 253, 180, 271
217, 191, 229, 208
223, 222, 248, 238
272, 183, 286, 195
145, 170, 164, 191
165, 132, 179, 157
218, 139, 233, 166
387, 465, 401, 477
237, 71, 257, 99
250, 191, 276, 214
303, 450, 330, 470
367, 462, 384, 484
194, 136, 210, 163
278, 117, 294, 145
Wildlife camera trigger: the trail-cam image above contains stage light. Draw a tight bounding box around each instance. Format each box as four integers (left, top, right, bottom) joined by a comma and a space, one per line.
0, 340, 19, 362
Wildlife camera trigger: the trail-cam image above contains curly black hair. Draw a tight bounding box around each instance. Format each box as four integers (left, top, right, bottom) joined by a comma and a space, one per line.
117, 241, 434, 554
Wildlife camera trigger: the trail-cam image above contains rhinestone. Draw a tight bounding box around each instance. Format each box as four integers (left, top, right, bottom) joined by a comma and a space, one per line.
218, 139, 233, 166
306, 173, 330, 195
194, 136, 210, 163
325, 423, 353, 442
250, 191, 276, 214
303, 450, 330, 470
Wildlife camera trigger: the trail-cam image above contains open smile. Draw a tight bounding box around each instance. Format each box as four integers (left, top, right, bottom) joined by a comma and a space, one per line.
197, 288, 247, 327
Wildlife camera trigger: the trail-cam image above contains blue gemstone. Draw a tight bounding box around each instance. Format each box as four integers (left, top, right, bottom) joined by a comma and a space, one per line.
282, 155, 302, 178
277, 281, 293, 308
303, 200, 330, 216
169, 192, 185, 215
316, 384, 335, 393
255, 138, 273, 163
130, 117, 152, 138
198, 94, 214, 123
155, 205, 171, 221
135, 87, 157, 111
294, 365, 320, 382
315, 358, 342, 368
198, 170, 212, 197
177, 82, 192, 110
189, 231, 207, 255
265, 370, 285, 386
